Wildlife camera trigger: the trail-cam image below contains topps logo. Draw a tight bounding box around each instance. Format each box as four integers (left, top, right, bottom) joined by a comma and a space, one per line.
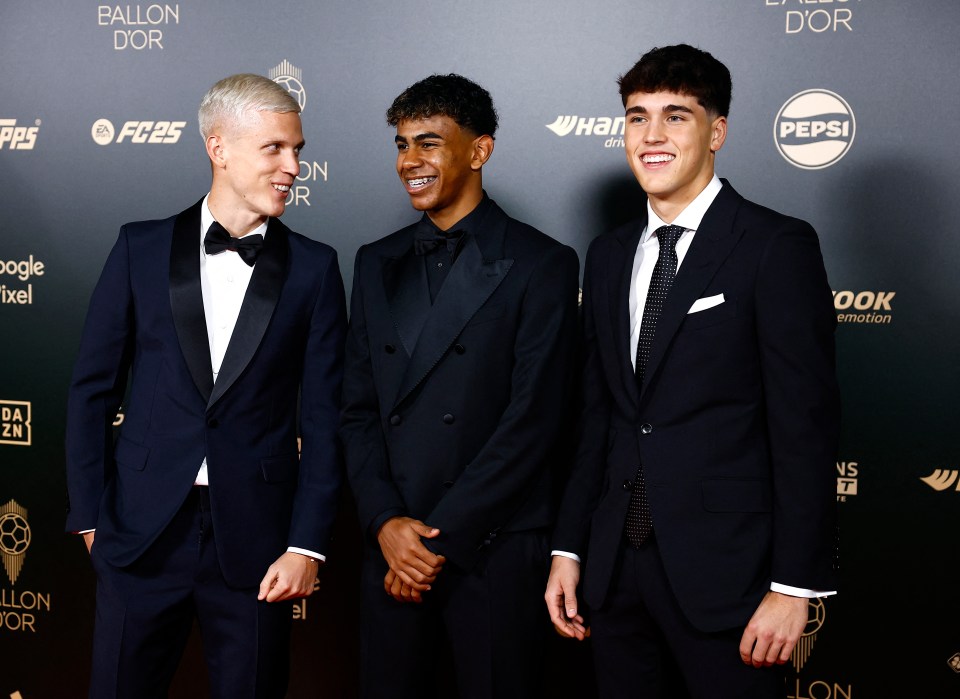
0, 119, 39, 150
91, 119, 186, 146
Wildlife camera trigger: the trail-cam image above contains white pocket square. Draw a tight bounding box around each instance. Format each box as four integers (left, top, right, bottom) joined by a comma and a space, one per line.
687, 293, 725, 314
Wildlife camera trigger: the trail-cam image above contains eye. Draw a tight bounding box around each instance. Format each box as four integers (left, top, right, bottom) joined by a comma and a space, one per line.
629, 115, 646, 124
396, 143, 408, 152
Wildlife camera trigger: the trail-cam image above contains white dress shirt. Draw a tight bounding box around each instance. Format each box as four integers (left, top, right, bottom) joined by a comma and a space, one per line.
199, 197, 323, 562
555, 177, 831, 598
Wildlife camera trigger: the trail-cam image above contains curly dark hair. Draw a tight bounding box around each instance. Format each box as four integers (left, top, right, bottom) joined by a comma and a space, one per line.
618, 44, 731, 117
386, 74, 498, 138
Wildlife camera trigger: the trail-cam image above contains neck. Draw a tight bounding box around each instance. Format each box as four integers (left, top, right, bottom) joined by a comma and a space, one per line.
207, 189, 266, 237
425, 184, 483, 232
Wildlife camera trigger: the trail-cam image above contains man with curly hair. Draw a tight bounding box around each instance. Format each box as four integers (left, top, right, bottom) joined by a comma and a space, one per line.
341, 74, 580, 698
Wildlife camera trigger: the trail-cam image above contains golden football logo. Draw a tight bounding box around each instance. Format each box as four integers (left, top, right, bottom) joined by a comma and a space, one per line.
0, 500, 30, 585
790, 598, 826, 672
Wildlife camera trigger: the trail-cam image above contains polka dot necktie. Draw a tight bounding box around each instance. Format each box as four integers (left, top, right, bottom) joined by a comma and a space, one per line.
626, 224, 684, 548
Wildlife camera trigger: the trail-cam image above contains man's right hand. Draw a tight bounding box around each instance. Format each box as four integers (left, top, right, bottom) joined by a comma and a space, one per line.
545, 555, 589, 640
377, 516, 445, 602
82, 531, 95, 554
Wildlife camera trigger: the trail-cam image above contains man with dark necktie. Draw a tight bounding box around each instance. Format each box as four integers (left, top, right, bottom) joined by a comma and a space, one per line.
545, 45, 840, 698
66, 73, 346, 698
340, 73, 579, 699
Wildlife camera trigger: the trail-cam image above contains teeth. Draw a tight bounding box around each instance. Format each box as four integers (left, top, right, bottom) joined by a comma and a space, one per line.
642, 154, 674, 163
274, 184, 290, 192
408, 177, 436, 187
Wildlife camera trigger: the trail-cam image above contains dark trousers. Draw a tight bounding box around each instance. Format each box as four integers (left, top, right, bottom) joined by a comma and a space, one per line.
88, 487, 292, 699
359, 529, 551, 699
589, 535, 785, 699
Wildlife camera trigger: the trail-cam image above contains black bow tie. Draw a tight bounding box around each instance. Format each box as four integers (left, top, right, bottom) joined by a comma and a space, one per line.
203, 221, 263, 266
414, 224, 465, 257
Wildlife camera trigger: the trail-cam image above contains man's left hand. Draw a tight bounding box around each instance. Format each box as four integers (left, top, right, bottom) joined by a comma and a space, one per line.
257, 552, 320, 602
739, 591, 808, 667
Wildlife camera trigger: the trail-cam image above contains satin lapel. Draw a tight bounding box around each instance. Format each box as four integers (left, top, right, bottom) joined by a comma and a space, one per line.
208, 217, 288, 409
610, 217, 646, 409
393, 233, 513, 409
169, 199, 213, 402
640, 183, 745, 399
383, 242, 431, 357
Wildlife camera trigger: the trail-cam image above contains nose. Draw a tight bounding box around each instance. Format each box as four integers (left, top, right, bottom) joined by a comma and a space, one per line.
281, 149, 300, 176
399, 148, 422, 171
644, 117, 665, 144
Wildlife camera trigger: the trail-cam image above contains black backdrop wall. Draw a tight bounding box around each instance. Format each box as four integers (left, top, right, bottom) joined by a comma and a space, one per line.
2, 2, 959, 697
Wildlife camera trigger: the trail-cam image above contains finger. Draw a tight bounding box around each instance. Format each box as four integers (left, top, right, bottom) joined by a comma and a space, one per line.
258, 568, 277, 601
396, 569, 432, 592
563, 588, 579, 620
418, 525, 440, 538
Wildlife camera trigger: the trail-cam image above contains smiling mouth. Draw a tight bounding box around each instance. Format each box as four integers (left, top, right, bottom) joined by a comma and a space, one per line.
273, 184, 291, 193
642, 154, 675, 164
406, 176, 437, 189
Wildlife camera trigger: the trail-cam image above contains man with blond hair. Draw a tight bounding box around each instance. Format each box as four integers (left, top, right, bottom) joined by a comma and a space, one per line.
66, 73, 346, 698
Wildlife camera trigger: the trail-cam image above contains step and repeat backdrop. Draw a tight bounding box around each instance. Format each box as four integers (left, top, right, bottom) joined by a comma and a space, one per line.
2, 1, 959, 697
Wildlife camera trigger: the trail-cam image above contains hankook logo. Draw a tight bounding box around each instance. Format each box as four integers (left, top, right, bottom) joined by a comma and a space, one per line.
920, 469, 960, 493
774, 89, 855, 170
270, 59, 306, 112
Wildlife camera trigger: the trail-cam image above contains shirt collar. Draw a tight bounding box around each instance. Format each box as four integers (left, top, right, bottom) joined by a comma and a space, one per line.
418, 191, 492, 239
199, 194, 269, 249
644, 175, 722, 241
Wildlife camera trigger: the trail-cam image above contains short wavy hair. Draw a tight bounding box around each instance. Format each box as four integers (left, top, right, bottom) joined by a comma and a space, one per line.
386, 74, 498, 138
198, 73, 300, 138
618, 44, 731, 117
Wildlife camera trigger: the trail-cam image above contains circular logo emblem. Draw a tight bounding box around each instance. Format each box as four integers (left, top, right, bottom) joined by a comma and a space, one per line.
91, 118, 115, 146
774, 89, 855, 170
274, 75, 307, 112
0, 512, 31, 556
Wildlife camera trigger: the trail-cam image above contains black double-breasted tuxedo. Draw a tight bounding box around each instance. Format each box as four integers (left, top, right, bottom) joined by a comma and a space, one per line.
65, 199, 346, 697
341, 199, 579, 697
553, 180, 840, 636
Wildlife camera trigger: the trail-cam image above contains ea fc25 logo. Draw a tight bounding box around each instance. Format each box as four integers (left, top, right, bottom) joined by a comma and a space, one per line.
0, 400, 31, 446
0, 500, 30, 586
91, 118, 186, 146
270, 59, 306, 111
775, 89, 855, 170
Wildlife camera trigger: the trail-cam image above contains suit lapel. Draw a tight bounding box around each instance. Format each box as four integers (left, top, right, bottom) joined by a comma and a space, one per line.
169, 199, 214, 402
640, 182, 745, 399
383, 244, 431, 357
208, 216, 289, 408
609, 216, 646, 409
392, 206, 514, 409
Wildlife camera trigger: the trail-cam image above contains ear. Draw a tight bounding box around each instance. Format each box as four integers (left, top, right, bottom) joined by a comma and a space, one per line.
471, 134, 495, 170
710, 116, 727, 153
206, 133, 226, 169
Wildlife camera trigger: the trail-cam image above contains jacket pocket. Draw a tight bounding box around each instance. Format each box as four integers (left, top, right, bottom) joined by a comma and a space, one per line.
114, 436, 149, 471
701, 478, 771, 513
260, 453, 299, 483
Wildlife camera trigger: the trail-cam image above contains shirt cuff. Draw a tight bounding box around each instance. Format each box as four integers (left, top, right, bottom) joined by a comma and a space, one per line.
551, 550, 581, 563
287, 546, 325, 563
770, 582, 836, 598
76, 529, 95, 534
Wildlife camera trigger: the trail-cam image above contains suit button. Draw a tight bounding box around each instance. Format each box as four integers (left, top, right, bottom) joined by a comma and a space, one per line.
483, 539, 491, 546
622, 479, 633, 491
442, 413, 455, 424
384, 344, 396, 354
442, 480, 455, 489
454, 343, 465, 354
207, 417, 219, 428
640, 423, 653, 435
390, 415, 401, 426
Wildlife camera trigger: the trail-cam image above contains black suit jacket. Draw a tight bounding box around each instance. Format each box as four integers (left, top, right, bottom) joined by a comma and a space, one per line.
340, 200, 579, 570
553, 181, 840, 632
66, 199, 347, 588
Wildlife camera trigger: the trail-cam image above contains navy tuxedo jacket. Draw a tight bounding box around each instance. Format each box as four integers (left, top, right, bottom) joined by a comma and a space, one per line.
340, 201, 580, 570
553, 181, 840, 632
65, 199, 346, 588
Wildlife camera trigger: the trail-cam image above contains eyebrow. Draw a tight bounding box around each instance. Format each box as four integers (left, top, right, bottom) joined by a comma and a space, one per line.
625, 104, 695, 116
395, 132, 445, 144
